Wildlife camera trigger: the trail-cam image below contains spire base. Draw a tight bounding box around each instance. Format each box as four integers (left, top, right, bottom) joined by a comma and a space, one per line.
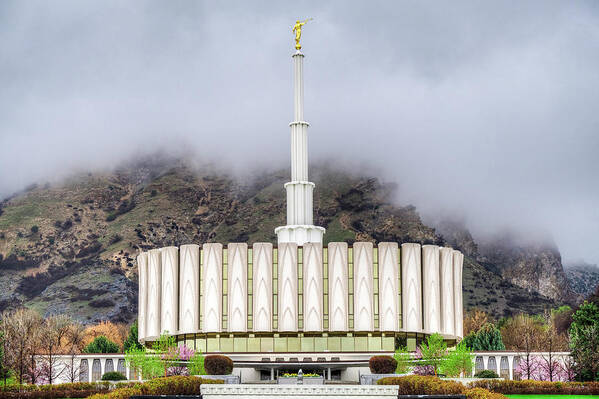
275, 225, 325, 246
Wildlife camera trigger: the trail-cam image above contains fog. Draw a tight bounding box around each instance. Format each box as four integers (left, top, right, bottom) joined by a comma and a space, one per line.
1, 1, 598, 264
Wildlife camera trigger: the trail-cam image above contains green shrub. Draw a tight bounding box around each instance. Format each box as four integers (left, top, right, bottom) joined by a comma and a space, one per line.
475, 369, 499, 378
377, 375, 507, 399
101, 371, 127, 381
369, 355, 398, 374
0, 381, 112, 398
189, 352, 205, 375
393, 346, 412, 374
204, 355, 233, 375
83, 336, 120, 353
378, 375, 465, 395
468, 379, 599, 395
440, 341, 474, 377
87, 376, 223, 399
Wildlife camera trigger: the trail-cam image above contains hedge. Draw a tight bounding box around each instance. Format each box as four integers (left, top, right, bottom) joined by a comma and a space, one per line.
474, 370, 499, 378
378, 375, 505, 399
101, 372, 127, 381
87, 376, 223, 399
468, 379, 599, 395
204, 355, 233, 375
0, 381, 114, 399
369, 355, 398, 374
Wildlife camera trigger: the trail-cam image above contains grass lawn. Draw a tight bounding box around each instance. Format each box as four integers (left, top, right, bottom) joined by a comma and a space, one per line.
506, 395, 599, 399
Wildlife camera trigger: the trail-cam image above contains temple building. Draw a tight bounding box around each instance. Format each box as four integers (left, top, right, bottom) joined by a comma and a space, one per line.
136, 37, 464, 381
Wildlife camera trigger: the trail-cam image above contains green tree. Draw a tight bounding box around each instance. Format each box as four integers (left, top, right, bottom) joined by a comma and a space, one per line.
393, 346, 412, 374
569, 301, 599, 381
463, 323, 505, 350
153, 333, 178, 377
83, 335, 120, 353
124, 346, 162, 380
440, 341, 474, 377
419, 333, 447, 376
123, 320, 142, 352
188, 351, 205, 375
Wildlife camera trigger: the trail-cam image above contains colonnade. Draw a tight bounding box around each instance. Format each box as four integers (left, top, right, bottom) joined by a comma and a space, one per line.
137, 242, 464, 342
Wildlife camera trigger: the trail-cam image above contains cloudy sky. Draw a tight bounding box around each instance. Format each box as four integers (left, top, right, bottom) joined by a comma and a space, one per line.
1, 1, 598, 263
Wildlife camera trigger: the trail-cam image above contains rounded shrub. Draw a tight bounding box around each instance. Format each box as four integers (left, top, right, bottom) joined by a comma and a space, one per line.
369, 355, 398, 374
475, 369, 499, 378
204, 355, 234, 375
101, 371, 127, 381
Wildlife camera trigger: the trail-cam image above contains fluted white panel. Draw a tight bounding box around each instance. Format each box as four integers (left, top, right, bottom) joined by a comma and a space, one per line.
161, 247, 179, 334
179, 244, 200, 334
402, 243, 422, 332
453, 250, 464, 338
303, 243, 323, 331
328, 242, 349, 332
203, 243, 222, 332
423, 245, 441, 333
146, 249, 162, 338
278, 242, 298, 332
378, 243, 399, 331
253, 243, 273, 332
228, 243, 248, 332
353, 242, 374, 331
137, 252, 148, 341
439, 247, 455, 336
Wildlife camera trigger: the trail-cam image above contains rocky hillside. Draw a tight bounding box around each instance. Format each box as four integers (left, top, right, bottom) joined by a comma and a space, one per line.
565, 261, 599, 299
0, 158, 572, 323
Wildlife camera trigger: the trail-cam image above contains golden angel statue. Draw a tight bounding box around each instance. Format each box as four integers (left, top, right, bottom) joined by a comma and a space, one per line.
292, 18, 313, 50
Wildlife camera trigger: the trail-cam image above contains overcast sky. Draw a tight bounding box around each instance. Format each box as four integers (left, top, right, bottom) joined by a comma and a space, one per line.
1, 1, 598, 264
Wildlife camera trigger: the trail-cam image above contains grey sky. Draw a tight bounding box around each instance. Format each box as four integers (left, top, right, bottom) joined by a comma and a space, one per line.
1, 1, 598, 263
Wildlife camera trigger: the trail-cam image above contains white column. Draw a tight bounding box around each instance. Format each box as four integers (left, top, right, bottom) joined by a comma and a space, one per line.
203, 243, 223, 332
401, 243, 422, 332
439, 247, 455, 336
228, 243, 248, 332
146, 249, 162, 338
453, 250, 464, 338
423, 245, 441, 333
378, 242, 400, 331
161, 246, 179, 335
137, 252, 148, 341
328, 242, 349, 332
303, 243, 323, 332
353, 242, 374, 331
508, 355, 514, 380
253, 243, 273, 332
179, 244, 200, 334
278, 243, 298, 332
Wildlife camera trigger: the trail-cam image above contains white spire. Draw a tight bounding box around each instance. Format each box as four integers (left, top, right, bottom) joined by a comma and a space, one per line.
275, 50, 325, 245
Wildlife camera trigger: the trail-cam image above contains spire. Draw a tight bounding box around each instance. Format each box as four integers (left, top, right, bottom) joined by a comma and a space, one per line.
275, 49, 325, 246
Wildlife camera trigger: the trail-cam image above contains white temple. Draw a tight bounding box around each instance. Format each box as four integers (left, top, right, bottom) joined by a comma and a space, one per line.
134, 37, 464, 381
275, 49, 325, 245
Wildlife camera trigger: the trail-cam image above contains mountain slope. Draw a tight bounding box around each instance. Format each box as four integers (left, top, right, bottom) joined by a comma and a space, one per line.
0, 158, 570, 323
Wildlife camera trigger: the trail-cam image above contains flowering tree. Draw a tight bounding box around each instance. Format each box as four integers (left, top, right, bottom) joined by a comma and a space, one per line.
515, 356, 572, 382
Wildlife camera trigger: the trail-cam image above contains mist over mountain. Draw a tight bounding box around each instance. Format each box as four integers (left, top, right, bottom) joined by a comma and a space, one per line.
1, 1, 598, 267
0, 158, 576, 323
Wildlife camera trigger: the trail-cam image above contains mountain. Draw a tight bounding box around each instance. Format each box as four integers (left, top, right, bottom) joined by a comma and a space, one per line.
565, 261, 599, 299
0, 157, 571, 324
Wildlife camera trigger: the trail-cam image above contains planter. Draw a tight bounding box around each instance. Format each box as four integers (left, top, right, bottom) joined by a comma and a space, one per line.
194, 374, 239, 384
277, 376, 325, 385
360, 373, 410, 385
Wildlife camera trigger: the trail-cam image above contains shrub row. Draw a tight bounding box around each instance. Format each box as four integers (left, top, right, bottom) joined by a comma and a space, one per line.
88, 376, 223, 399
378, 375, 505, 399
469, 379, 599, 395
0, 381, 115, 399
